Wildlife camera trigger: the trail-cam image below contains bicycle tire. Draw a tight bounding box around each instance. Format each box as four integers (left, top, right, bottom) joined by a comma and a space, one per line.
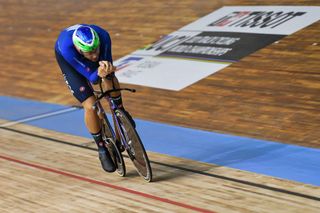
115, 109, 152, 182
101, 116, 126, 177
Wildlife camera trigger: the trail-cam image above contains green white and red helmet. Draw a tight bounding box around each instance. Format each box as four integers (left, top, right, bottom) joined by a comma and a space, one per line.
72, 25, 100, 52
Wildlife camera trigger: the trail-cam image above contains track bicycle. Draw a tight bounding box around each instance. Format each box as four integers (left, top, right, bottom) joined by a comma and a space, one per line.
93, 80, 153, 182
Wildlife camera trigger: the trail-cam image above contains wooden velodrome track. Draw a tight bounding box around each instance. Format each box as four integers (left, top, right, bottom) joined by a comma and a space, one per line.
0, 0, 320, 212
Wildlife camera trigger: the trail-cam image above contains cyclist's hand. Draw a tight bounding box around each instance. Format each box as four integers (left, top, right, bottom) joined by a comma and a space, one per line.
98, 61, 116, 78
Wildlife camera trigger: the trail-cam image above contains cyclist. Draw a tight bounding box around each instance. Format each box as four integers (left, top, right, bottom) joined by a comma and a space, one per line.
55, 24, 134, 173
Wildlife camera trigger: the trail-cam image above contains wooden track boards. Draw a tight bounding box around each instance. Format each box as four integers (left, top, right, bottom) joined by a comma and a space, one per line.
0, 122, 319, 212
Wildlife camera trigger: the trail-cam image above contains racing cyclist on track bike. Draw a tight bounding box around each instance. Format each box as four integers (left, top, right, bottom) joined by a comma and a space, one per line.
55, 24, 135, 173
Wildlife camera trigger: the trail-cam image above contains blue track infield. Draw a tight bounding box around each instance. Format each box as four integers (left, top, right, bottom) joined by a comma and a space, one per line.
1, 95, 320, 186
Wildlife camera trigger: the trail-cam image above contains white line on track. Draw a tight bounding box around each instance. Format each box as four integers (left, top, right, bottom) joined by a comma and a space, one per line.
0, 107, 79, 127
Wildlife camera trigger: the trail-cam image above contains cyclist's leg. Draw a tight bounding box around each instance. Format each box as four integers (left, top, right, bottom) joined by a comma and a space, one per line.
55, 51, 115, 172
81, 96, 100, 133
55, 51, 99, 132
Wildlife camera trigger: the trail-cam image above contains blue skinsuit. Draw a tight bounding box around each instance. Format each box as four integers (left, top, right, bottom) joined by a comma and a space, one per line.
55, 24, 113, 102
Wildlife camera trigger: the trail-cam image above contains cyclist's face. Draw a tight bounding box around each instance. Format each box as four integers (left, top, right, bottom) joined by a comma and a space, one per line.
81, 46, 100, 62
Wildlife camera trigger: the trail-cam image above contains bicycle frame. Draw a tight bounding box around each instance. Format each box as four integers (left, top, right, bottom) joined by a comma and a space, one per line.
93, 82, 152, 182
93, 84, 136, 151
103, 96, 130, 150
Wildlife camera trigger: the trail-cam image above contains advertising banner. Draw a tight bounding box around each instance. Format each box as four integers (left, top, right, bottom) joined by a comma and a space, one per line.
115, 55, 229, 91
179, 6, 320, 35
115, 6, 320, 90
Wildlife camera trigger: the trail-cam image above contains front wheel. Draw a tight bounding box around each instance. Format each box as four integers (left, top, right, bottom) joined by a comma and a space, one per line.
115, 109, 152, 182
